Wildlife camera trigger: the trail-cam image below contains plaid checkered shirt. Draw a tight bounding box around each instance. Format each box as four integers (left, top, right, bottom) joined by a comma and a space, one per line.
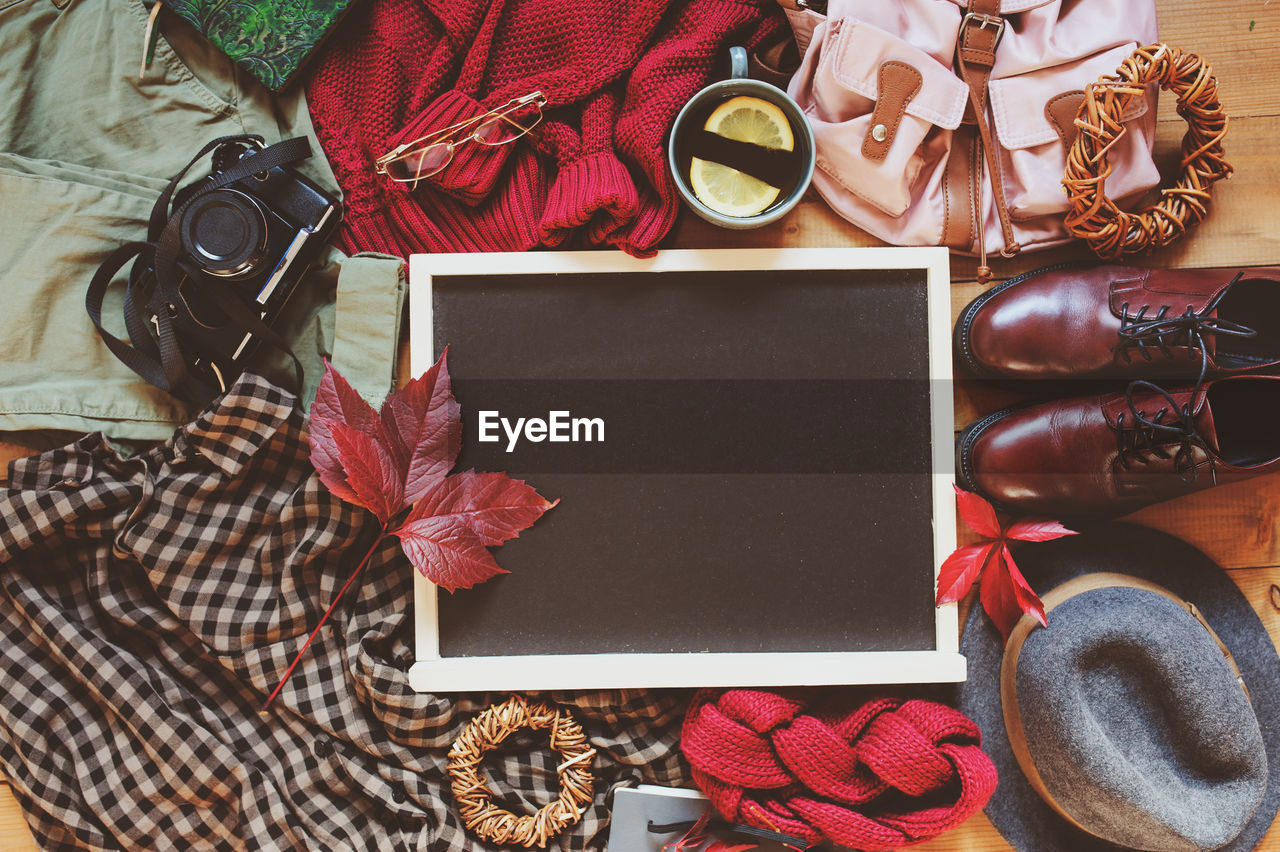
0, 374, 688, 850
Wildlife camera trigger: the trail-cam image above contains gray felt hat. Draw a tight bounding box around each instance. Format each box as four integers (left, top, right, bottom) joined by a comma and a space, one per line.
958, 523, 1280, 852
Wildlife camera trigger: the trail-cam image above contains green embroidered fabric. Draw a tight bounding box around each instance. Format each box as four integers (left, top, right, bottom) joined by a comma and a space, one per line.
160, 0, 357, 90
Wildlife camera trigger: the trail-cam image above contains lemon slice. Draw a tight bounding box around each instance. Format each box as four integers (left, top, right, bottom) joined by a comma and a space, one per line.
704, 95, 795, 150
689, 95, 795, 218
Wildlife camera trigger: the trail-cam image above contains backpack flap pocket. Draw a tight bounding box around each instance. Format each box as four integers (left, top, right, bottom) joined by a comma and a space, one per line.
988, 42, 1161, 220
807, 18, 967, 217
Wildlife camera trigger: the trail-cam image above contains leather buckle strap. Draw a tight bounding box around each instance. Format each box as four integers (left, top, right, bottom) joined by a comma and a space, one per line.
956, 0, 1020, 278
958, 10, 1005, 68
960, 12, 1006, 51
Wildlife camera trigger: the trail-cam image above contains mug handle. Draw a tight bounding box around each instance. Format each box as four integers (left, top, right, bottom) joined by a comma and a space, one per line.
729, 45, 748, 80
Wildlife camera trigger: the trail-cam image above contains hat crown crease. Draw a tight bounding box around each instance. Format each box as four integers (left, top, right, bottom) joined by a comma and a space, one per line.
1016, 587, 1267, 851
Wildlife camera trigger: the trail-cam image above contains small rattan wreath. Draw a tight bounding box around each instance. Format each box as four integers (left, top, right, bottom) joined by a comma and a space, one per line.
447, 695, 596, 848
1063, 43, 1232, 259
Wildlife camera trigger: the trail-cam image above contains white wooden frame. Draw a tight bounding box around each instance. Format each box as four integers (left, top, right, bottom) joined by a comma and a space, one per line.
407, 247, 964, 691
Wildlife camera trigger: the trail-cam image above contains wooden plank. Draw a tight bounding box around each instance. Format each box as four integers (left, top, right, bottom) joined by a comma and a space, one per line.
1130, 480, 1280, 570
0, 785, 36, 852
911, 817, 1014, 852
0, 444, 34, 485
1157, 0, 1280, 120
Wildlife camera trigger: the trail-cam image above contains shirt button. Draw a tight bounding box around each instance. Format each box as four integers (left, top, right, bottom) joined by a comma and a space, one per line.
392, 790, 406, 804
313, 738, 335, 758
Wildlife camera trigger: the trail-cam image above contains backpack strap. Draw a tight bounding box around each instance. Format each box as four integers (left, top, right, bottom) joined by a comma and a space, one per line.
956, 0, 1020, 282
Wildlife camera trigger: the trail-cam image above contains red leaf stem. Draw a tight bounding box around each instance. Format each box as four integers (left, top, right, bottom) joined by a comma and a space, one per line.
261, 525, 388, 712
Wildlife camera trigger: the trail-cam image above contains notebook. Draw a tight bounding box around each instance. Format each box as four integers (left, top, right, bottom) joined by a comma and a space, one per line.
160, 0, 358, 90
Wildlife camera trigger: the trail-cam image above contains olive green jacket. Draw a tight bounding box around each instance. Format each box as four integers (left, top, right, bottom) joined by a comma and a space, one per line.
0, 0, 404, 440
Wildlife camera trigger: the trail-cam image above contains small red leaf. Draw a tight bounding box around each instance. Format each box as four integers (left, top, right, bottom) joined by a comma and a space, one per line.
310, 362, 384, 505
953, 484, 1001, 539
935, 542, 999, 605
393, 514, 508, 592
406, 470, 557, 546
1002, 543, 1047, 628
379, 349, 461, 504
978, 557, 1023, 643
331, 422, 404, 524
1004, 517, 1077, 543
979, 544, 1047, 642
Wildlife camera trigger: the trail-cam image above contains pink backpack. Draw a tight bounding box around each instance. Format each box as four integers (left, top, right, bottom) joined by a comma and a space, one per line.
785, 0, 1160, 276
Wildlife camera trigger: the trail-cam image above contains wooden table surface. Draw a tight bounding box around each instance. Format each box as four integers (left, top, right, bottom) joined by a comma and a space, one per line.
1, 0, 1277, 848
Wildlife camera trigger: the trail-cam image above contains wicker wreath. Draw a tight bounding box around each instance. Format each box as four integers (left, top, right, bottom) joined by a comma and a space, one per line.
447, 695, 596, 848
1063, 43, 1232, 259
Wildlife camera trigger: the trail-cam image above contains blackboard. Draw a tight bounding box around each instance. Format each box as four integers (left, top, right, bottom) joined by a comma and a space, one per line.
408, 248, 963, 691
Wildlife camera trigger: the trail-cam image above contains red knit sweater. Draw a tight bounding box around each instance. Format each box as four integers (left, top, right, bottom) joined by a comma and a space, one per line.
306, 0, 782, 257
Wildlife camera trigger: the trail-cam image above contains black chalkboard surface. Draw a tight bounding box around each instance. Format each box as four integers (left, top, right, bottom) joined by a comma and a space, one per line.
408, 249, 963, 691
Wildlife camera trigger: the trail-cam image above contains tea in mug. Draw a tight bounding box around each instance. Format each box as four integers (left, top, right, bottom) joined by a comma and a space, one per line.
673, 95, 805, 218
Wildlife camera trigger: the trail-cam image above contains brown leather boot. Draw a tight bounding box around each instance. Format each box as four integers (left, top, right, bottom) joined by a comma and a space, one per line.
954, 265, 1280, 381
956, 375, 1280, 517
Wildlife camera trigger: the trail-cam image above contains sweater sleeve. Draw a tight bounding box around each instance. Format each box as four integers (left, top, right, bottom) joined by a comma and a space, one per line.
539, 90, 640, 248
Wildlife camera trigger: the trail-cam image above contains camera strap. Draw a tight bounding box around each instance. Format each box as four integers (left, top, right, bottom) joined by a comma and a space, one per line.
86, 135, 317, 404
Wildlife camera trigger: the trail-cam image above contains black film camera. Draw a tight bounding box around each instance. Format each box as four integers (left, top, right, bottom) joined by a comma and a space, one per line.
168, 138, 341, 391
87, 134, 342, 401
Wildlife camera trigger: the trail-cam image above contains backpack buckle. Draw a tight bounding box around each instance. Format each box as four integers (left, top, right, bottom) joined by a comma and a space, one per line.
960, 12, 1006, 49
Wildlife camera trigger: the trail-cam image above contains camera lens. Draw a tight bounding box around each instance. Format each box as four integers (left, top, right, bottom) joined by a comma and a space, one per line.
178, 188, 270, 278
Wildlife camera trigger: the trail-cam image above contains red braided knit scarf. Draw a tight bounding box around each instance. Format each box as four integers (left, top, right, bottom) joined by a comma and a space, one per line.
681, 689, 997, 850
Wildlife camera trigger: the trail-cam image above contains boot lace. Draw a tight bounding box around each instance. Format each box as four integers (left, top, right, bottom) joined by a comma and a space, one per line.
1114, 272, 1256, 389
1115, 379, 1217, 485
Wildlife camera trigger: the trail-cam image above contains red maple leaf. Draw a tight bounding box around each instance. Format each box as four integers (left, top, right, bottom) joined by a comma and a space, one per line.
936, 485, 1075, 642
263, 351, 556, 708
308, 351, 556, 590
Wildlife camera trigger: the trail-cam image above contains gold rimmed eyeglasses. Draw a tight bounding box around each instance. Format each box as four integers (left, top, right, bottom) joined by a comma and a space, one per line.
374, 91, 547, 187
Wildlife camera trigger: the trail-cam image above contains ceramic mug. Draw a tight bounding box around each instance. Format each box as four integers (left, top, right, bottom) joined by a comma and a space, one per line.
667, 46, 816, 229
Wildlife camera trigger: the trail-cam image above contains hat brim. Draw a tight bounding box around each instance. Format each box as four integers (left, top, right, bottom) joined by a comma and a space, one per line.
958, 522, 1280, 852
